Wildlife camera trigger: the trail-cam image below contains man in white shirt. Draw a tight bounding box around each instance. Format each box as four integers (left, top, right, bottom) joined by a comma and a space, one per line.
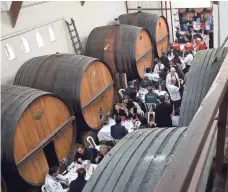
154, 60, 165, 74
183, 51, 193, 72
45, 166, 68, 192
166, 67, 180, 87
166, 77, 181, 110
144, 67, 159, 81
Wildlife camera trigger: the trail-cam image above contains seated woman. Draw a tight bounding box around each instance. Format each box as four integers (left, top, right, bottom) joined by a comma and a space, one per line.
113, 104, 127, 119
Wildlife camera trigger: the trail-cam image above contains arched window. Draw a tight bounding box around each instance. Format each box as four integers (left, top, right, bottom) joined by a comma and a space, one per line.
21, 37, 31, 53
48, 26, 56, 42
5, 43, 15, 60
36, 31, 44, 47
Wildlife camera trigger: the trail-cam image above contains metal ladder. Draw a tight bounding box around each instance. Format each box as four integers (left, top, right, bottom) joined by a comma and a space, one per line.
65, 18, 84, 55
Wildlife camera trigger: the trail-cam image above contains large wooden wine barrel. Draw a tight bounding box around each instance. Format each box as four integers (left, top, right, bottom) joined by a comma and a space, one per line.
82, 128, 187, 192
14, 54, 115, 130
86, 25, 153, 80
184, 11, 194, 21
1, 175, 7, 192
1, 85, 75, 191
194, 8, 204, 13
179, 48, 228, 127
178, 8, 186, 13
119, 12, 169, 57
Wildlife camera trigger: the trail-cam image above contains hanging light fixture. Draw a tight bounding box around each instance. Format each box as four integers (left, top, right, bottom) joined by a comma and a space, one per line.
114, 18, 120, 26
137, 6, 142, 13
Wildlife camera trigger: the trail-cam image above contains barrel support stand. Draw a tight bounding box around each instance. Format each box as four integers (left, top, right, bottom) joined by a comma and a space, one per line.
213, 90, 228, 191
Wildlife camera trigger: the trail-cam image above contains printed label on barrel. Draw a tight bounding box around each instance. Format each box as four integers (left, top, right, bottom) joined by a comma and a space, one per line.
90, 70, 96, 78
33, 110, 43, 120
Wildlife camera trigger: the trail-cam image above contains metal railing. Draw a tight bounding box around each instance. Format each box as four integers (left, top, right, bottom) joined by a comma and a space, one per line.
154, 54, 228, 192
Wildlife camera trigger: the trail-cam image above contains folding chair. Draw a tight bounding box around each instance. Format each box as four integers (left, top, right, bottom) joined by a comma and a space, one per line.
41, 185, 47, 192
144, 103, 157, 124
118, 89, 125, 100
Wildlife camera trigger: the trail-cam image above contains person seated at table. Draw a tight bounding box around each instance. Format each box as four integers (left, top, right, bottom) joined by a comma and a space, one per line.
123, 95, 134, 111
74, 144, 98, 164
178, 35, 186, 44
45, 166, 68, 192
128, 106, 139, 120
184, 40, 194, 52
124, 82, 137, 101
95, 145, 110, 164
111, 116, 128, 140
154, 59, 165, 74
144, 67, 153, 81
68, 168, 87, 192
155, 95, 173, 128
145, 86, 159, 105
113, 104, 127, 119
172, 107, 180, 127
137, 114, 149, 128
160, 52, 170, 69
140, 76, 153, 89
197, 40, 207, 51
172, 53, 181, 66
172, 39, 181, 56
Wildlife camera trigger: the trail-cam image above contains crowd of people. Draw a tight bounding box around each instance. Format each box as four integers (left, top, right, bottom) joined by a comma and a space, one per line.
44, 144, 110, 192
42, 20, 212, 191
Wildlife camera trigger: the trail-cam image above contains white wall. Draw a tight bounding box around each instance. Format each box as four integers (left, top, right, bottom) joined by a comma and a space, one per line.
171, 1, 210, 8
1, 1, 126, 85
219, 1, 228, 47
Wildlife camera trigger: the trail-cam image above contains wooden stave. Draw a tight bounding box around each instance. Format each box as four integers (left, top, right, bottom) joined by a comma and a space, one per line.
119, 12, 169, 57
13, 54, 115, 130
86, 25, 152, 80
82, 127, 187, 192
1, 85, 76, 191
179, 48, 228, 127
194, 8, 204, 13
178, 8, 186, 13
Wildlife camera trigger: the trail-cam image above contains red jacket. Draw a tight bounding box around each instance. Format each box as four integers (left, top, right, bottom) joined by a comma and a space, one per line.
184, 43, 194, 51
198, 42, 207, 50
172, 43, 180, 50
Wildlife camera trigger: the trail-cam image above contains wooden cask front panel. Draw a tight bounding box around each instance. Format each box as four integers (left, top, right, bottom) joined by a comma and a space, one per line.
135, 30, 153, 79
156, 16, 169, 57
103, 26, 120, 73
14, 96, 73, 184
80, 61, 114, 129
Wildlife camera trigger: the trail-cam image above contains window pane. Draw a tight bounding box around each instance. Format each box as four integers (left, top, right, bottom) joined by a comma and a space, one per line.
21, 37, 31, 53
48, 26, 56, 42
5, 43, 15, 60
36, 31, 44, 47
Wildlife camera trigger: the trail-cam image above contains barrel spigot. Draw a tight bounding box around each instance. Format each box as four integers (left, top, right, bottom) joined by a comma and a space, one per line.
137, 6, 142, 13
114, 18, 120, 26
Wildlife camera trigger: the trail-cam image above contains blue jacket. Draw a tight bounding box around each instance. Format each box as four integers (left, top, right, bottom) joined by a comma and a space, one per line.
111, 123, 128, 140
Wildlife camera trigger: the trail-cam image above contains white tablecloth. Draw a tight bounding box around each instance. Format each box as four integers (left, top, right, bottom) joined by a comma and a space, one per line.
97, 119, 136, 141
61, 162, 98, 183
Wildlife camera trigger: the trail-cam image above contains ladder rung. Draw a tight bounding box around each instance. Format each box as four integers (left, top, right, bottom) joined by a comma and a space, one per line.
69, 30, 75, 33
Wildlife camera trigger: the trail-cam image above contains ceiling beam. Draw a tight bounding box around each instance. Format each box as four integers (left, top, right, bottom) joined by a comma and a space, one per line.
9, 1, 23, 28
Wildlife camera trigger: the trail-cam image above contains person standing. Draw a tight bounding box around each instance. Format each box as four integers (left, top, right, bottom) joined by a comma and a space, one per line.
166, 67, 180, 86
183, 51, 193, 73
69, 168, 87, 192
110, 116, 128, 140
124, 82, 137, 101
155, 96, 173, 127
167, 77, 181, 110
154, 60, 165, 74
160, 52, 170, 68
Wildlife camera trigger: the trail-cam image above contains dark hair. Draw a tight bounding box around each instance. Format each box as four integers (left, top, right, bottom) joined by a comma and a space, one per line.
49, 166, 59, 176
175, 108, 180, 116
159, 95, 166, 103
115, 116, 122, 124
146, 67, 151, 73
76, 143, 84, 150
77, 168, 86, 178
